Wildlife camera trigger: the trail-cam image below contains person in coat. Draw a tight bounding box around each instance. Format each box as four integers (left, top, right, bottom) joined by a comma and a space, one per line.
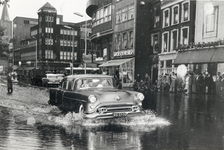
7, 72, 13, 93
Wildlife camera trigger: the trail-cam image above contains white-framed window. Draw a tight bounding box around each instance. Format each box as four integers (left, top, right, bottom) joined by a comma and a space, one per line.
128, 5, 134, 20
181, 27, 189, 45
60, 51, 63, 59
182, 1, 190, 22
68, 41, 71, 47
60, 40, 63, 46
64, 40, 67, 46
74, 52, 77, 60
154, 6, 160, 28
116, 10, 122, 24
203, 5, 218, 38
128, 31, 133, 48
172, 5, 179, 25
171, 29, 178, 51
122, 7, 128, 22
63, 51, 67, 60
123, 32, 127, 49
60, 29, 63, 34
74, 41, 78, 47
163, 8, 170, 27
162, 32, 169, 53
151, 33, 159, 53
67, 52, 70, 60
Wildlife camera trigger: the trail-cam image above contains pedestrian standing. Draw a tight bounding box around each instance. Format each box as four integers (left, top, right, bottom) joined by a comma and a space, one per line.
192, 72, 196, 93
7, 72, 13, 93
169, 72, 176, 93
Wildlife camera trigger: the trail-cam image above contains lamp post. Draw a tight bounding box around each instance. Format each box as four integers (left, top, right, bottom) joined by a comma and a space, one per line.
73, 12, 87, 74
64, 25, 74, 75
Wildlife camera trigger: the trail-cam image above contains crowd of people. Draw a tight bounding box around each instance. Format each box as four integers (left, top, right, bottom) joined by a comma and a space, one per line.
156, 71, 224, 96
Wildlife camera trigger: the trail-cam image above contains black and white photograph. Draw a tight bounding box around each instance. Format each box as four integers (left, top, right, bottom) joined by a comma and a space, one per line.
0, 0, 224, 149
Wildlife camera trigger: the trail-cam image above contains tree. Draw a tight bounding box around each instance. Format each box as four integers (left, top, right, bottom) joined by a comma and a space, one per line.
0, 25, 10, 58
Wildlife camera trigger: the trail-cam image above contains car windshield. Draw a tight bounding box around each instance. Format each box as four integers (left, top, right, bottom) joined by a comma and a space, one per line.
76, 77, 114, 89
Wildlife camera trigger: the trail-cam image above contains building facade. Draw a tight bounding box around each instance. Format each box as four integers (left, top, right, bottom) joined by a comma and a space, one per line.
13, 2, 93, 73
86, 0, 158, 87
174, 0, 224, 76
159, 0, 196, 75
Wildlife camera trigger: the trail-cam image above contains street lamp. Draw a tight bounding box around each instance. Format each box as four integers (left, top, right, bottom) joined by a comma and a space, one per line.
64, 25, 74, 75
73, 12, 87, 74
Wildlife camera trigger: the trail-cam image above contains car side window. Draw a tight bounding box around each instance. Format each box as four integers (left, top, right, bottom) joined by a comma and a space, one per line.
62, 81, 67, 90
74, 79, 82, 90
67, 81, 73, 91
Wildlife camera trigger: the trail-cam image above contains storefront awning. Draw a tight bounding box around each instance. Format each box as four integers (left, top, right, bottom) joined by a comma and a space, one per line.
173, 49, 216, 64
210, 48, 224, 63
99, 58, 133, 67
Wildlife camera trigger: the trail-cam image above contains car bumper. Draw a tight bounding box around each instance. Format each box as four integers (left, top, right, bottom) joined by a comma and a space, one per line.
83, 111, 144, 119
47, 82, 60, 85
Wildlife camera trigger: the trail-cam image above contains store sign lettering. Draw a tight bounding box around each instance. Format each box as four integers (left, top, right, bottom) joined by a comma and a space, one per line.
114, 50, 134, 57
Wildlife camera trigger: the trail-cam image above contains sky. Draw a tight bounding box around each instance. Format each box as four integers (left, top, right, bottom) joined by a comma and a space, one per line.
0, 0, 91, 23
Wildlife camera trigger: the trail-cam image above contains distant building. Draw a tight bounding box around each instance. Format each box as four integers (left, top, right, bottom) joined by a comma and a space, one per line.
13, 2, 92, 72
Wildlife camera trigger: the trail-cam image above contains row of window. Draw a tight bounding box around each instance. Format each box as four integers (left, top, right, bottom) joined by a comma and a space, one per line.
116, 4, 134, 24
60, 29, 78, 36
45, 50, 53, 59
60, 51, 77, 60
46, 27, 53, 33
39, 16, 54, 23
92, 4, 112, 27
45, 38, 54, 45
162, 27, 189, 53
115, 31, 133, 50
163, 1, 190, 28
60, 40, 78, 47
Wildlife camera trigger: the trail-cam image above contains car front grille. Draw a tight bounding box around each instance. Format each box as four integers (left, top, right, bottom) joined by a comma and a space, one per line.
97, 105, 137, 114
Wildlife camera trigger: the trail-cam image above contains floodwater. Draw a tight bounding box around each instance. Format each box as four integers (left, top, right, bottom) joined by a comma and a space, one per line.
0, 80, 224, 150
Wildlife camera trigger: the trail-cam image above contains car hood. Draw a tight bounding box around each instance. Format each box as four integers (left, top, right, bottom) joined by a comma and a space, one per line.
77, 88, 137, 103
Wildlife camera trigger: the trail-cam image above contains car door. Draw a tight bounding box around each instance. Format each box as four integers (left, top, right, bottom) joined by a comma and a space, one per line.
57, 80, 67, 107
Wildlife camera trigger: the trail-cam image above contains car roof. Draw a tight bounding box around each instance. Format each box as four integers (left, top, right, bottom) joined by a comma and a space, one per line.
65, 74, 112, 80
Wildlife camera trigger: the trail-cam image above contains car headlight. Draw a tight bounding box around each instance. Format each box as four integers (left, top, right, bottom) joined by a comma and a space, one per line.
88, 95, 97, 103
137, 93, 144, 101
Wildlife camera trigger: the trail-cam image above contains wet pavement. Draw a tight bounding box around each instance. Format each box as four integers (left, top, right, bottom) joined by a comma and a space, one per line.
0, 78, 224, 150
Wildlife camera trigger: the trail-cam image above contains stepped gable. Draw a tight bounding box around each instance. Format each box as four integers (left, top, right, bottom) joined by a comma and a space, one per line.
1, 2, 10, 21
38, 2, 57, 13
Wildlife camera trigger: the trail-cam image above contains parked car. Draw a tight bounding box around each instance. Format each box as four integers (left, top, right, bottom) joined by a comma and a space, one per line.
48, 74, 145, 119
42, 74, 63, 87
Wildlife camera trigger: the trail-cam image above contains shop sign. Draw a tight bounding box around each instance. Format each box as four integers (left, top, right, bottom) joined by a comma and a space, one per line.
114, 50, 134, 57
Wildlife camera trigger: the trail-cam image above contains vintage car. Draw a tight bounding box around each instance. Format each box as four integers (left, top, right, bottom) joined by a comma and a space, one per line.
48, 74, 145, 119
42, 74, 64, 87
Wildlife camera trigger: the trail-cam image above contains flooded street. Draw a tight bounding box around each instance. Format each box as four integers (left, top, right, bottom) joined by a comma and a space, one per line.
0, 80, 224, 150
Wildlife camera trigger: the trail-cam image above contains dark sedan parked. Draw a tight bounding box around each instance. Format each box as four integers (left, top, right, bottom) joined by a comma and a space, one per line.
48, 74, 145, 119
